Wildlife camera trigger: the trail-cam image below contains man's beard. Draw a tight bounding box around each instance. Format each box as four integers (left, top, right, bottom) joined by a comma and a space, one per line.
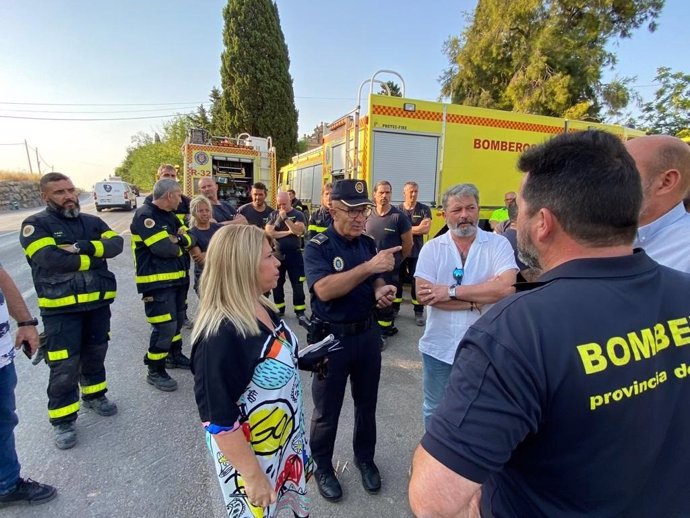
48, 199, 80, 219
517, 230, 541, 270
449, 219, 477, 238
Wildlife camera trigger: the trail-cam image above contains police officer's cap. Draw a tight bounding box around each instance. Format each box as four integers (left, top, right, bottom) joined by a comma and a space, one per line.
330, 179, 374, 207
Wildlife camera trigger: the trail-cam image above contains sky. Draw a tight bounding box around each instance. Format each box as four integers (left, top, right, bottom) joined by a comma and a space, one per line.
0, 0, 688, 189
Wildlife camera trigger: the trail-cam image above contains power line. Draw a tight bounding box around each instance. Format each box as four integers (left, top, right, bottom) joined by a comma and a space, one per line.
0, 101, 207, 107
0, 105, 206, 114
0, 113, 189, 121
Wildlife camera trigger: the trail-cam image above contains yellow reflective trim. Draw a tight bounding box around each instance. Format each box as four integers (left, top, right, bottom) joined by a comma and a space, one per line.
77, 292, 100, 303
39, 295, 76, 308
411, 298, 420, 305
135, 271, 186, 284
294, 305, 306, 311
131, 234, 143, 243
171, 334, 182, 343
47, 349, 69, 361
378, 320, 393, 327
144, 230, 170, 247
275, 302, 286, 309
25, 237, 57, 258
91, 240, 105, 257
81, 381, 107, 395
147, 351, 168, 360
307, 224, 327, 233
78, 255, 91, 271
147, 313, 172, 324
103, 291, 116, 300
393, 297, 403, 303
101, 230, 118, 239
48, 401, 80, 419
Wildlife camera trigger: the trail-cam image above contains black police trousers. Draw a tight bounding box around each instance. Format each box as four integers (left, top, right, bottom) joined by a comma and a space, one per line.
142, 286, 186, 368
310, 325, 382, 473
273, 248, 306, 314
43, 305, 111, 425
395, 257, 423, 314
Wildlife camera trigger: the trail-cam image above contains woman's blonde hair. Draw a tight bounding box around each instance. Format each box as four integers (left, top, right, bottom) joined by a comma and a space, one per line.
192, 225, 276, 342
189, 194, 212, 228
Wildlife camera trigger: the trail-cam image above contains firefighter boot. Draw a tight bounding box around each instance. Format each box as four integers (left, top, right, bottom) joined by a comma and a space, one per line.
146, 363, 178, 392
53, 422, 77, 450
165, 344, 191, 370
82, 395, 118, 416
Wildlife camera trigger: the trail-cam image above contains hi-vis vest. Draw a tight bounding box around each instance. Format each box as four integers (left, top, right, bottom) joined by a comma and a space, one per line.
20, 208, 123, 315
130, 200, 196, 294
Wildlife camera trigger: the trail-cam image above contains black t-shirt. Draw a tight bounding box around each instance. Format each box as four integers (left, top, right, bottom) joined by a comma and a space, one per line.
189, 223, 222, 285
238, 203, 273, 228
304, 226, 379, 323
365, 205, 412, 265
267, 208, 305, 252
191, 313, 291, 427
502, 227, 529, 272
398, 202, 432, 258
422, 251, 690, 517
211, 201, 236, 223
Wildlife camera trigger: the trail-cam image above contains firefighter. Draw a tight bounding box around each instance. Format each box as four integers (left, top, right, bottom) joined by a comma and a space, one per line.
131, 179, 197, 392
265, 191, 307, 317
306, 183, 333, 240
20, 172, 123, 450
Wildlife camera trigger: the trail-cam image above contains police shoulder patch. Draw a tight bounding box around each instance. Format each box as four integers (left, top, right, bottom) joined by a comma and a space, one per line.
333, 256, 345, 271
22, 225, 35, 237
144, 218, 156, 229
310, 233, 328, 245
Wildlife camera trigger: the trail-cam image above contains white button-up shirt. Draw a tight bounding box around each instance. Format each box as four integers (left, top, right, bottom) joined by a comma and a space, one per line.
635, 202, 690, 274
415, 229, 517, 364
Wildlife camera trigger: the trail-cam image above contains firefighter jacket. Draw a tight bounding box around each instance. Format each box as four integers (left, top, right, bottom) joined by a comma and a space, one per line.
144, 193, 190, 227
20, 207, 124, 315
131, 199, 197, 294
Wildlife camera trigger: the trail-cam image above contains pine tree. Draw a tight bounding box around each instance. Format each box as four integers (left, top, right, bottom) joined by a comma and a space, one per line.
219, 0, 298, 167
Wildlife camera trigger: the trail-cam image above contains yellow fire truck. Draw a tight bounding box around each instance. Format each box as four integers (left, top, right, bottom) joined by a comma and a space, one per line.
181, 129, 276, 205
280, 71, 645, 235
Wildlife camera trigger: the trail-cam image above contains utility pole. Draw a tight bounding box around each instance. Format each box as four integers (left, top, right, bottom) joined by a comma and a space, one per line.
35, 148, 42, 174
24, 140, 33, 173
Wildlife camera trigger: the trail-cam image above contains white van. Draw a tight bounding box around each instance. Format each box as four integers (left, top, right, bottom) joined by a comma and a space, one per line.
93, 181, 138, 211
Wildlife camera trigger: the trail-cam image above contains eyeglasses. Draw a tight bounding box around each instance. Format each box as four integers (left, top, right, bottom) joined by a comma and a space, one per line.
333, 206, 372, 219
453, 267, 464, 286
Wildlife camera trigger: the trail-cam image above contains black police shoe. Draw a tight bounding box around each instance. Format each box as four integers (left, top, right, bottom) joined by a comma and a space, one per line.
0, 478, 57, 507
382, 326, 398, 337
315, 470, 342, 502
53, 422, 77, 450
146, 370, 178, 392
166, 352, 191, 370
355, 460, 381, 494
82, 395, 118, 416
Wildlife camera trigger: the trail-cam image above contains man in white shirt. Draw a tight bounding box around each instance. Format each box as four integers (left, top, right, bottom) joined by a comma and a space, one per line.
415, 183, 517, 428
626, 135, 690, 273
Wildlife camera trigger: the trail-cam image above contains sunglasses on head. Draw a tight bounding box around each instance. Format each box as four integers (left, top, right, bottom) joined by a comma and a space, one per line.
453, 267, 464, 285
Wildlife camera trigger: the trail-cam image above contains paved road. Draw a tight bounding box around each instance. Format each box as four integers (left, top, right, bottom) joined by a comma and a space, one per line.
3, 198, 426, 517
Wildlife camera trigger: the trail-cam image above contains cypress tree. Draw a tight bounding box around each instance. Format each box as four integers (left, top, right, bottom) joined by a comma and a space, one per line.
219, 0, 298, 167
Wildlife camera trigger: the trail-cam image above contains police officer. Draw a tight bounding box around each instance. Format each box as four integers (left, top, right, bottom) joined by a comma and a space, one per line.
306, 183, 333, 240
397, 181, 432, 326
265, 191, 307, 317
131, 179, 197, 392
365, 180, 412, 339
304, 179, 399, 502
20, 172, 123, 450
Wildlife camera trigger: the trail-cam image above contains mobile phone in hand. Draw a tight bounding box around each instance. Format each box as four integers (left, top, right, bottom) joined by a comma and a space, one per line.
21, 340, 32, 359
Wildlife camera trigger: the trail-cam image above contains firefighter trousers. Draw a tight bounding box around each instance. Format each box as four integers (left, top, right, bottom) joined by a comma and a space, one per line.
272, 249, 306, 314
395, 257, 422, 314
42, 305, 111, 425
377, 268, 399, 331
142, 286, 185, 369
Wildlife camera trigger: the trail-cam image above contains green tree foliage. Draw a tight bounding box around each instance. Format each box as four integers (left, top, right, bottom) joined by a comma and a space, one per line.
115, 117, 191, 191
377, 80, 402, 97
219, 0, 298, 167
637, 67, 690, 136
441, 0, 663, 120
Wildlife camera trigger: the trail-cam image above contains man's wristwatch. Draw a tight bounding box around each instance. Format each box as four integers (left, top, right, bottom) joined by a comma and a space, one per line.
17, 317, 39, 327
448, 285, 457, 300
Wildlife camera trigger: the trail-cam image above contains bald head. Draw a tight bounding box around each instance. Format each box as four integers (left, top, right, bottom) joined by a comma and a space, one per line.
276, 191, 291, 211
626, 135, 690, 226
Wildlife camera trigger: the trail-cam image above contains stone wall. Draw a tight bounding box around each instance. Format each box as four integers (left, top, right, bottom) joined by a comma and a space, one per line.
0, 181, 43, 212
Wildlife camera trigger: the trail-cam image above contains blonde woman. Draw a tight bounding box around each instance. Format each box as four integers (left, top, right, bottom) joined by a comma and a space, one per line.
191, 225, 312, 518
188, 195, 221, 294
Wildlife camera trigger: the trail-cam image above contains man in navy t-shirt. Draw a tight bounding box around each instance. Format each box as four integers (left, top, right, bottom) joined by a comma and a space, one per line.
409, 130, 690, 517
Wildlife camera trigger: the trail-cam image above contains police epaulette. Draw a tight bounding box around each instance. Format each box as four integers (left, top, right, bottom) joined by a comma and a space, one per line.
310, 233, 328, 245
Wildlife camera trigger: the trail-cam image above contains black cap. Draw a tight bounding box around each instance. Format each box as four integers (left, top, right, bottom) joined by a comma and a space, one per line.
330, 179, 374, 207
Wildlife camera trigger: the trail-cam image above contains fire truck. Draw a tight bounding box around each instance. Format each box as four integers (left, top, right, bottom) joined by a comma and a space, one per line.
181, 129, 276, 205
280, 70, 645, 235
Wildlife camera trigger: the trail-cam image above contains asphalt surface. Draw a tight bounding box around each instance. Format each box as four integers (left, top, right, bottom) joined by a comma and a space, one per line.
2, 197, 427, 517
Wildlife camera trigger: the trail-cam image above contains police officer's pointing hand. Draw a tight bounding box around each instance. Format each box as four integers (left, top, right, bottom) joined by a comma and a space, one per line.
367, 246, 402, 274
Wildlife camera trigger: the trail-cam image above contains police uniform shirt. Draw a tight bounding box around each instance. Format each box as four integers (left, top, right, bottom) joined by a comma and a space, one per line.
267, 209, 305, 252
304, 226, 379, 323
398, 201, 432, 258
423, 251, 690, 517
238, 203, 274, 229
211, 201, 237, 223
365, 205, 412, 264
